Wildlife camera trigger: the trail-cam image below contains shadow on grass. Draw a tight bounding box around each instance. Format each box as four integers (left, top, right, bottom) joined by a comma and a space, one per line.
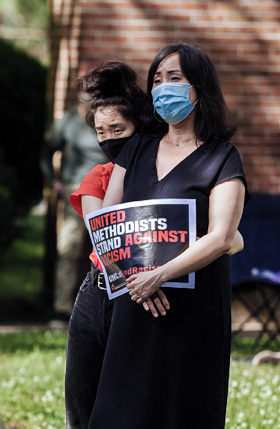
0, 330, 67, 354
0, 329, 279, 358
231, 336, 280, 359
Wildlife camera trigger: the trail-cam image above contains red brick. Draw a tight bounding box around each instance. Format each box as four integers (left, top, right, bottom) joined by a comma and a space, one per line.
48, 0, 280, 193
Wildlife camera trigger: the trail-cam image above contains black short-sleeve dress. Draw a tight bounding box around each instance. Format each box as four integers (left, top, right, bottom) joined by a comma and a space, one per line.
89, 135, 249, 429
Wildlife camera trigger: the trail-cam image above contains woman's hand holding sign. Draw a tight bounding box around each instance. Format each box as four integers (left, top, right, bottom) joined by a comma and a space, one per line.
127, 269, 170, 318
143, 289, 170, 318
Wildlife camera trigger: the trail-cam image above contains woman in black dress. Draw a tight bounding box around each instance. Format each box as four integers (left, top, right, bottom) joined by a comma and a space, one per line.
85, 43, 249, 429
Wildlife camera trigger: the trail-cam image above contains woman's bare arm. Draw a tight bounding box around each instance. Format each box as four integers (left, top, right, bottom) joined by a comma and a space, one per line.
226, 230, 244, 255
102, 164, 126, 208
80, 164, 125, 225
126, 178, 245, 303
81, 195, 102, 227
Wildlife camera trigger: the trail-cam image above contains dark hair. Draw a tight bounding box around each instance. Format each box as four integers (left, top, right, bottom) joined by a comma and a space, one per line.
76, 61, 156, 135
147, 42, 236, 142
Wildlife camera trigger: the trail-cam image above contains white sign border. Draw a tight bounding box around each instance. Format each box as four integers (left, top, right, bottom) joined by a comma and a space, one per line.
86, 198, 196, 299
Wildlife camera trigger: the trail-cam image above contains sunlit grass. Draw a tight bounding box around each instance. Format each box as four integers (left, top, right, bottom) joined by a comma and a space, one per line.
0, 331, 67, 429
0, 332, 280, 428
226, 360, 280, 429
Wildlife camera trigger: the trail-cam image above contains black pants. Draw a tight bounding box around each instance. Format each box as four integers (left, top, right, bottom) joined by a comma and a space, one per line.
65, 269, 113, 428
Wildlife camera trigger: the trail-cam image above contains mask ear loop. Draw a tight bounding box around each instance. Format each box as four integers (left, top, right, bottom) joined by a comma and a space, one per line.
153, 108, 165, 123
189, 84, 199, 108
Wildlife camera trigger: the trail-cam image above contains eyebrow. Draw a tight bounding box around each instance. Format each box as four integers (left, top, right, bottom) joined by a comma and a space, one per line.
154, 69, 183, 75
95, 122, 125, 130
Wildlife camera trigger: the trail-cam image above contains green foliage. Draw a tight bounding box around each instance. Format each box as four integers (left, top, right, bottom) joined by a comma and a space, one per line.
0, 0, 49, 64
15, 0, 48, 30
0, 39, 47, 247
0, 213, 46, 320
0, 160, 17, 249
0, 0, 49, 31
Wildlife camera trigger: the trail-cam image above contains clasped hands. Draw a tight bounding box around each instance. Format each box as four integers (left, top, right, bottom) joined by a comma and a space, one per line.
126, 269, 170, 318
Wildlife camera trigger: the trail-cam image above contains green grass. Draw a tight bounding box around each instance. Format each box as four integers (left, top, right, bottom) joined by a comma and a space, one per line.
0, 331, 67, 429
226, 338, 280, 429
0, 333, 280, 429
226, 360, 280, 429
231, 337, 280, 359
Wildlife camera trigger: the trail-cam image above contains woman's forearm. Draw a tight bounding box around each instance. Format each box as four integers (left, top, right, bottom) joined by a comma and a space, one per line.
81, 195, 103, 227
226, 230, 244, 255
158, 229, 233, 284
161, 180, 245, 281
126, 228, 236, 303
127, 178, 246, 302
102, 164, 125, 208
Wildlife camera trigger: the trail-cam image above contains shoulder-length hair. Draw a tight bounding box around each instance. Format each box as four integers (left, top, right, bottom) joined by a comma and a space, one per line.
147, 42, 236, 142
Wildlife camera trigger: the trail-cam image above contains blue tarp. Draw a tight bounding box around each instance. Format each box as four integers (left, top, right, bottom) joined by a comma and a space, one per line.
230, 193, 280, 285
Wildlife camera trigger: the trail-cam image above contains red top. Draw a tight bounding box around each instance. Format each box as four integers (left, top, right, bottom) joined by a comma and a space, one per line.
70, 162, 114, 216
69, 162, 114, 269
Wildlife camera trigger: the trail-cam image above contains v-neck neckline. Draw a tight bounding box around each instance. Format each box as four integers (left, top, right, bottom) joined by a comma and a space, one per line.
153, 138, 204, 183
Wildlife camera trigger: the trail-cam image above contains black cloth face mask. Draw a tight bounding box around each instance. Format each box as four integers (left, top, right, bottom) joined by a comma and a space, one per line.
99, 133, 136, 163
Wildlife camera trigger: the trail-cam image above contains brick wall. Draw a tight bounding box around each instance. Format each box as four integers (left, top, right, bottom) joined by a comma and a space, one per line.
49, 0, 280, 194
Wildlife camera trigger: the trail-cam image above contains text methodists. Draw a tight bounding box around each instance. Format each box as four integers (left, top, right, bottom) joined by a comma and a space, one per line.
89, 210, 188, 265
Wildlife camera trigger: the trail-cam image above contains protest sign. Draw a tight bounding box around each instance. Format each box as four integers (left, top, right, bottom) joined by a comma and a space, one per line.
86, 199, 196, 299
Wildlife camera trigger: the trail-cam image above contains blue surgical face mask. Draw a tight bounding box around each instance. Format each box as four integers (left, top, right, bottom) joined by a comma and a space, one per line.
152, 82, 198, 125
